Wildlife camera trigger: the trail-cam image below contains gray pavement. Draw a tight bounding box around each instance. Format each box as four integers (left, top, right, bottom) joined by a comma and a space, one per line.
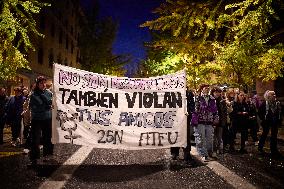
1, 126, 284, 189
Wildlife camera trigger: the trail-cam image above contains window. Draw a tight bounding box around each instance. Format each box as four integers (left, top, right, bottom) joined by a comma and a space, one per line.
275, 76, 284, 97
48, 49, 54, 68
65, 20, 68, 29
66, 1, 69, 9
58, 12, 62, 20
57, 53, 62, 64
76, 50, 80, 62
71, 41, 74, 54
50, 23, 55, 37
65, 35, 69, 50
64, 58, 68, 66
59, 29, 63, 44
38, 48, 44, 64
40, 15, 45, 30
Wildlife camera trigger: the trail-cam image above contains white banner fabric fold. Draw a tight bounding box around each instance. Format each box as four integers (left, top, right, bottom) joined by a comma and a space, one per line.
52, 64, 187, 150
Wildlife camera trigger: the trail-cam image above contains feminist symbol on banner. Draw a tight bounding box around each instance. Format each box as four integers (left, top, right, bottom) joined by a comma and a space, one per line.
56, 110, 81, 144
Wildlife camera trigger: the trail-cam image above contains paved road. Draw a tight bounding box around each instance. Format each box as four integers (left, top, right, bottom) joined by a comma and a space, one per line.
1, 128, 284, 189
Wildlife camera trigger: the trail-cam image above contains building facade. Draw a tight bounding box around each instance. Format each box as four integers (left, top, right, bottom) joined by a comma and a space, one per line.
17, 0, 84, 92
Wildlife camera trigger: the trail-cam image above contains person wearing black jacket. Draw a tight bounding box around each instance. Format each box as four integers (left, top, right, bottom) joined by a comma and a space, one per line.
0, 88, 9, 145
28, 76, 53, 167
246, 96, 258, 144
211, 87, 227, 155
258, 90, 282, 158
170, 89, 195, 164
6, 87, 26, 146
229, 91, 249, 154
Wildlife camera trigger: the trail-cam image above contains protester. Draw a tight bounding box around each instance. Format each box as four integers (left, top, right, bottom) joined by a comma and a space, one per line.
251, 91, 260, 110
246, 95, 259, 145
211, 87, 227, 154
229, 91, 249, 154
251, 91, 261, 133
29, 76, 53, 167
22, 87, 31, 136
223, 89, 234, 152
21, 87, 33, 154
258, 90, 282, 158
0, 88, 9, 145
6, 87, 26, 146
171, 88, 195, 164
192, 84, 219, 162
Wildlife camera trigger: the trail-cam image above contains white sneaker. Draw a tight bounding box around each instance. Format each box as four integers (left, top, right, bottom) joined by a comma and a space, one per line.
217, 149, 224, 154
23, 149, 30, 154
202, 156, 210, 162
16, 138, 21, 145
11, 141, 16, 147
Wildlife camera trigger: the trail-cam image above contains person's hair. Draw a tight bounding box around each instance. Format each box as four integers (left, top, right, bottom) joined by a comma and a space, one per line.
35, 76, 46, 85
226, 88, 235, 98
235, 91, 245, 103
0, 87, 6, 94
210, 86, 222, 96
264, 90, 275, 101
14, 87, 22, 92
198, 84, 210, 93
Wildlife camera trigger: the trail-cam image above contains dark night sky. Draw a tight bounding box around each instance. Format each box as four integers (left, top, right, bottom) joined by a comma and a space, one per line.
81, 0, 164, 76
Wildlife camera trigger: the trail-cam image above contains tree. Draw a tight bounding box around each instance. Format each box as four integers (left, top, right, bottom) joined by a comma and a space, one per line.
79, 6, 130, 77
0, 0, 49, 80
141, 0, 284, 89
140, 0, 225, 88
214, 0, 284, 89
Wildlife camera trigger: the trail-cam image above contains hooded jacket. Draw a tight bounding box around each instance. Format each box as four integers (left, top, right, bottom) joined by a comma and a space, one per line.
191, 94, 219, 126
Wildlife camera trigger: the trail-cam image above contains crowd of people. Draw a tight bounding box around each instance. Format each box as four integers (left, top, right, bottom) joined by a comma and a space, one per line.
0, 79, 283, 168
171, 84, 283, 164
0, 76, 53, 168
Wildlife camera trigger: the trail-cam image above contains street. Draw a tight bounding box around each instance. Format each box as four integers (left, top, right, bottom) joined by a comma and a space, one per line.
1, 127, 284, 189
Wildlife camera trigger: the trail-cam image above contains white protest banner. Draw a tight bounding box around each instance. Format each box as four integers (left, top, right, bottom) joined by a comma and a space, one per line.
52, 63, 187, 150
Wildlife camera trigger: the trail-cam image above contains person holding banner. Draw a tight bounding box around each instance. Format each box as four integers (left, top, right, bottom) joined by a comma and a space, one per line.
28, 76, 53, 168
171, 88, 195, 164
191, 84, 219, 162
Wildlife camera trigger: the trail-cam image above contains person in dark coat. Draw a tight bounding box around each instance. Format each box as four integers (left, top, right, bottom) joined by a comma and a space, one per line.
0, 88, 9, 144
171, 88, 195, 164
29, 76, 53, 167
211, 87, 227, 154
258, 90, 282, 158
246, 95, 258, 144
6, 87, 26, 146
229, 91, 249, 154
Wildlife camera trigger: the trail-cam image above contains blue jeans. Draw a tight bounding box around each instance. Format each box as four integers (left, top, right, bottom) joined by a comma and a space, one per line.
194, 124, 214, 157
